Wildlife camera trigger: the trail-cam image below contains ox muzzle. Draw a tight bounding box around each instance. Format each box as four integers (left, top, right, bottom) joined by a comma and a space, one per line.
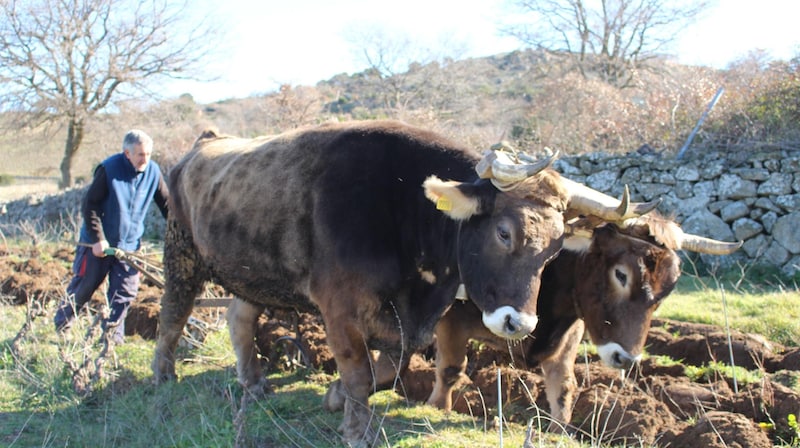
596, 342, 641, 370
482, 306, 538, 340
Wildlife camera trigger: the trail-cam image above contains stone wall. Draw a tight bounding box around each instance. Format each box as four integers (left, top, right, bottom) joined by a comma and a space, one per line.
1, 187, 82, 229
554, 148, 800, 275
2, 148, 798, 274
0, 185, 166, 243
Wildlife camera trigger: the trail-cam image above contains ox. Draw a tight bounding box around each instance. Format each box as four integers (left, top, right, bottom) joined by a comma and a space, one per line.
151, 120, 655, 445
427, 213, 742, 431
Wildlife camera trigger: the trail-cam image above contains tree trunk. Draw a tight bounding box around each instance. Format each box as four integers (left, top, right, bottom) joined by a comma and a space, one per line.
59, 119, 85, 189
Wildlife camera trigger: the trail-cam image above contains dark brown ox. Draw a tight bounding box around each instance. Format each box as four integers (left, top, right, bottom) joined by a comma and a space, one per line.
151, 120, 653, 445
428, 213, 742, 430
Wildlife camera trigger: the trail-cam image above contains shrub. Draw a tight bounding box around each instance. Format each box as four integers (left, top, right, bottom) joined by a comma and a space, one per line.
0, 174, 14, 186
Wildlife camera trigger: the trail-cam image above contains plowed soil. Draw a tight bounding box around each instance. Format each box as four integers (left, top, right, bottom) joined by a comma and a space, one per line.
2, 244, 798, 447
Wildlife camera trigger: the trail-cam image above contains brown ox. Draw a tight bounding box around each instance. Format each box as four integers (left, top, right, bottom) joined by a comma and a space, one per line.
428, 213, 741, 430
151, 120, 654, 445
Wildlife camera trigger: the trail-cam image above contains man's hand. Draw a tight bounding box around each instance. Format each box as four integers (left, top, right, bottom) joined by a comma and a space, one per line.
92, 240, 110, 257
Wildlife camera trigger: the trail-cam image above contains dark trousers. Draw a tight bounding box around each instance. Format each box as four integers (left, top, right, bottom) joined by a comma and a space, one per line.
54, 245, 140, 341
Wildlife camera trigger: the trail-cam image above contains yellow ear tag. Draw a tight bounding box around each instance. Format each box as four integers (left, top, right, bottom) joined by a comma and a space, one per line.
436, 196, 453, 211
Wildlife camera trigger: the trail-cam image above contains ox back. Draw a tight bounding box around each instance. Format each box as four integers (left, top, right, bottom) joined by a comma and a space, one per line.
167, 121, 478, 346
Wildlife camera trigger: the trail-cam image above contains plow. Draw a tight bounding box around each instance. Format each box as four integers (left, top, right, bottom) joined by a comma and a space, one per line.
76, 242, 235, 308
107, 244, 312, 368
10, 242, 311, 398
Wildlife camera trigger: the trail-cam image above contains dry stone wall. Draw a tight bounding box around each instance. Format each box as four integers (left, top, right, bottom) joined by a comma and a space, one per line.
1, 148, 798, 275
554, 148, 800, 275
0, 185, 167, 243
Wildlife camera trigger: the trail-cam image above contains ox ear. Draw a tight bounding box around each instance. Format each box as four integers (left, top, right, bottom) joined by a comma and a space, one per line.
423, 176, 481, 220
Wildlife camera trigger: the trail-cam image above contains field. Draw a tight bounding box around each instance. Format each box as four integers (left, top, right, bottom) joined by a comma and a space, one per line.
0, 179, 60, 203
1, 240, 799, 447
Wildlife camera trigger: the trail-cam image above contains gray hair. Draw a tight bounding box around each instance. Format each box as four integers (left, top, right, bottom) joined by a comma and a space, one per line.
122, 129, 153, 153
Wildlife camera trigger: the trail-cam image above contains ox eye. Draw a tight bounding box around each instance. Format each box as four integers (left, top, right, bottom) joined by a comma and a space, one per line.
496, 225, 512, 248
614, 268, 627, 287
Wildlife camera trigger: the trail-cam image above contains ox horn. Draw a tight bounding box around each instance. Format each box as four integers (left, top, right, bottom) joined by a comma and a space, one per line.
679, 233, 743, 255
476, 150, 558, 191
561, 177, 661, 221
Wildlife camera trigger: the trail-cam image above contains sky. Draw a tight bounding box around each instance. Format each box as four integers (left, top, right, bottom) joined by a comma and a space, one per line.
162, 0, 800, 104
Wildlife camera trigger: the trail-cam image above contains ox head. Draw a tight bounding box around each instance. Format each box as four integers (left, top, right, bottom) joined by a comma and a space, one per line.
568, 214, 742, 369
423, 151, 662, 340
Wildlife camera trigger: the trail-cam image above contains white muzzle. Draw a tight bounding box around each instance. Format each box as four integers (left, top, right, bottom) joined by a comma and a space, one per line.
482, 305, 538, 340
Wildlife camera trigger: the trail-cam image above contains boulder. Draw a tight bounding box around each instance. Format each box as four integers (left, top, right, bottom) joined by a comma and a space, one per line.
772, 212, 800, 254
718, 174, 757, 200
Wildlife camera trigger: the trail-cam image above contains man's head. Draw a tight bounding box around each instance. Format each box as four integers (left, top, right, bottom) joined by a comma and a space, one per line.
123, 130, 154, 173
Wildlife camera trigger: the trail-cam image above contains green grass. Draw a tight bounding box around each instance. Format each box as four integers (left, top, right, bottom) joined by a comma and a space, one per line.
0, 173, 15, 186
1, 305, 542, 448
683, 360, 763, 385
648, 355, 683, 368
655, 273, 800, 347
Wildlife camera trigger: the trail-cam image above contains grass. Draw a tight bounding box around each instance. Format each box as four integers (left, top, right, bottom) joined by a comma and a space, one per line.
683, 361, 763, 385
2, 243, 798, 447
655, 274, 800, 347
0, 173, 15, 186
1, 304, 540, 448
0, 179, 60, 203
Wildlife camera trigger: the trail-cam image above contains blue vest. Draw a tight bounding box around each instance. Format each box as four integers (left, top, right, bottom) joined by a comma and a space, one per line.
80, 153, 162, 251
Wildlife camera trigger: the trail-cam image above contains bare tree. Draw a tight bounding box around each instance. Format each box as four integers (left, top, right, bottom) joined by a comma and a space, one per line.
344, 26, 468, 111
0, 0, 222, 188
259, 84, 325, 132
502, 0, 709, 87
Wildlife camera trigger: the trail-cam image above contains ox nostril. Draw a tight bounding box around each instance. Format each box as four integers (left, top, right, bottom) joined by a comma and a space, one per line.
504, 314, 518, 334
614, 351, 637, 369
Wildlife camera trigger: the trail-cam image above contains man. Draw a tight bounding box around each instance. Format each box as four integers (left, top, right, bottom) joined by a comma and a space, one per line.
54, 130, 169, 343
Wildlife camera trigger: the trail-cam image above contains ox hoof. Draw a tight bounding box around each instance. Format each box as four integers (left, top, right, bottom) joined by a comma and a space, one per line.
426, 395, 449, 412
546, 420, 568, 434
342, 435, 371, 448
323, 380, 346, 412
339, 420, 376, 448
153, 373, 176, 385
153, 375, 178, 385
243, 378, 273, 399
545, 420, 578, 437
152, 356, 177, 385
151, 364, 177, 385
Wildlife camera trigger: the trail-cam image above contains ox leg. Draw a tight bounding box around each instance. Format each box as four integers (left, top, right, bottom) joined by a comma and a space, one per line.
373, 350, 409, 391
325, 350, 408, 413
311, 266, 381, 445
227, 298, 270, 395
152, 219, 209, 383
321, 321, 377, 445
427, 306, 472, 411
540, 319, 584, 433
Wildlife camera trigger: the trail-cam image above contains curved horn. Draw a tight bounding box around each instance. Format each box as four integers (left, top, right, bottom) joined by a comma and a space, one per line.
476, 150, 559, 191
475, 150, 498, 179
616, 185, 631, 217
616, 185, 662, 217
561, 177, 661, 221
679, 234, 743, 255
490, 151, 558, 184
484, 152, 558, 191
